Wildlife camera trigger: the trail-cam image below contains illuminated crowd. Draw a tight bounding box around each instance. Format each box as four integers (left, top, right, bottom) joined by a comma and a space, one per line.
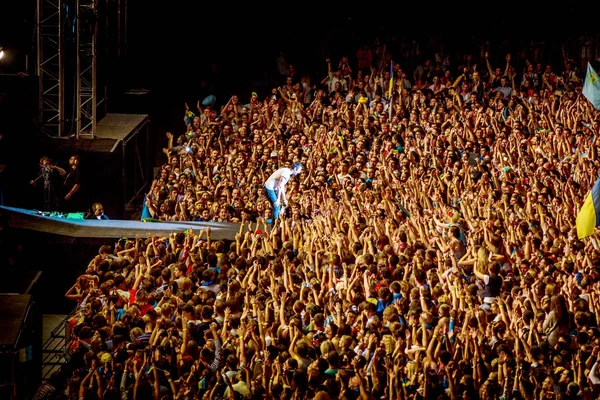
35, 38, 600, 400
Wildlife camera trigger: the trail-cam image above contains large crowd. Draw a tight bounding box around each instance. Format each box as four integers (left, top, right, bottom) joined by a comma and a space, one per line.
34, 37, 600, 400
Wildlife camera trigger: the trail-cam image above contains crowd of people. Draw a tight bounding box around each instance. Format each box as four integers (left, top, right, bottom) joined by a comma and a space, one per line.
35, 36, 600, 400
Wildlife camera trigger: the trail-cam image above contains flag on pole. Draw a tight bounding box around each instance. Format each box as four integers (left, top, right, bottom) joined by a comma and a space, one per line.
388, 61, 394, 99
389, 61, 394, 118
583, 62, 600, 110
576, 175, 600, 239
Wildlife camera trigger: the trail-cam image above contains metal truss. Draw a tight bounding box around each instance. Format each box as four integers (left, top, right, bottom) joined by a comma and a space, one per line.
37, 0, 64, 137
76, 0, 98, 138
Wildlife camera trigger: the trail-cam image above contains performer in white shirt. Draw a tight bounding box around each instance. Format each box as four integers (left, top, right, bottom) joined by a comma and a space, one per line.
263, 162, 302, 219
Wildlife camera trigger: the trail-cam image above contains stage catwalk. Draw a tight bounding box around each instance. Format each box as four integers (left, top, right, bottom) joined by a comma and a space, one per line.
0, 206, 240, 240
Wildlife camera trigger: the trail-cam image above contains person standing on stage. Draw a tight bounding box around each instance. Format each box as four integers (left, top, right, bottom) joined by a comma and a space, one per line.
30, 156, 61, 210
60, 155, 82, 212
263, 162, 302, 219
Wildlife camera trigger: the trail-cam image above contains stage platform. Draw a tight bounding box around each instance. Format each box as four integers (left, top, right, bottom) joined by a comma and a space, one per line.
97, 113, 149, 142
0, 206, 240, 240
37, 113, 150, 153
19, 112, 152, 220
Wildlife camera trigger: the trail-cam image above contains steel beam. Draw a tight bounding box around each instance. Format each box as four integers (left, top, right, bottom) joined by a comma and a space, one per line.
76, 0, 98, 138
37, 0, 64, 137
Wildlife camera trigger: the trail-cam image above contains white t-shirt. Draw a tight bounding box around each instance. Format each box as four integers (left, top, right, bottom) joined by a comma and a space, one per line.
428, 83, 446, 92
264, 168, 293, 190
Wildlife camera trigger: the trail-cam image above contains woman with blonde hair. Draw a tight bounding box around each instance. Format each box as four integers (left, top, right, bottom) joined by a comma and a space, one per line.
319, 340, 335, 357
543, 294, 573, 346
473, 257, 502, 311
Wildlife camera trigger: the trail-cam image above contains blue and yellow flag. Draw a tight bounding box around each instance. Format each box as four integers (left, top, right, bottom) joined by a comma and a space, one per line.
388, 61, 394, 100
576, 175, 600, 239
583, 62, 600, 110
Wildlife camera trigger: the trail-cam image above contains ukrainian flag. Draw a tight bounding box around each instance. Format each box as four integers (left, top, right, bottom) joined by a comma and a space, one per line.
583, 62, 600, 110
576, 175, 600, 239
388, 61, 394, 100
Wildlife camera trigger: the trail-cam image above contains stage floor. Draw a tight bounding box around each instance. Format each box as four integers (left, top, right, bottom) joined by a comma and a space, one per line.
0, 206, 240, 240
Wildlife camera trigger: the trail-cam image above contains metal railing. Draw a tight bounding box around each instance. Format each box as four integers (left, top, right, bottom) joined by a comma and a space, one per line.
41, 309, 76, 382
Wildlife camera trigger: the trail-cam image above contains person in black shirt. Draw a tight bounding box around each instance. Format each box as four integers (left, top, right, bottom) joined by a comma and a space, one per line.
61, 155, 82, 212
84, 203, 109, 220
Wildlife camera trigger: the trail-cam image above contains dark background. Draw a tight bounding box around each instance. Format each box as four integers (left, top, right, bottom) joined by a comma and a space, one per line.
0, 1, 597, 315
1, 1, 596, 139
1, 1, 596, 150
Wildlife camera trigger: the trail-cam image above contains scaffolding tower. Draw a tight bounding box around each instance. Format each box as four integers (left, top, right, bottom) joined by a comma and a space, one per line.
37, 0, 105, 139
76, 0, 99, 138
37, 0, 64, 138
